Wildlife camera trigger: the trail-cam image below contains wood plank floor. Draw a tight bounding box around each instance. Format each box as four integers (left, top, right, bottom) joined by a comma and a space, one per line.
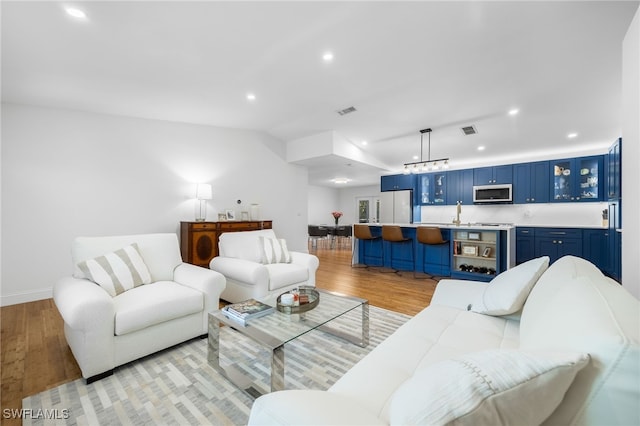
0, 244, 438, 422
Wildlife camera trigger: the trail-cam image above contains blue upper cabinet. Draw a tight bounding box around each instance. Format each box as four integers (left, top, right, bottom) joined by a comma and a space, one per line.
514, 161, 550, 203
419, 172, 446, 205
550, 156, 603, 202
381, 174, 415, 191
446, 169, 473, 205
607, 138, 622, 200
473, 165, 513, 185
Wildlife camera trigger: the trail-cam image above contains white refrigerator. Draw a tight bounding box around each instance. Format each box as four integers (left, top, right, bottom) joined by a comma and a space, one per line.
380, 190, 413, 223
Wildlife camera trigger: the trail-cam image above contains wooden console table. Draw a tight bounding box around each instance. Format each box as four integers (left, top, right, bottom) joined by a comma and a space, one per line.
180, 220, 273, 267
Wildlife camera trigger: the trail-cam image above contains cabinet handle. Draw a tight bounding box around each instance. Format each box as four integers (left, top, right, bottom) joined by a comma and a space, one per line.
549, 232, 566, 235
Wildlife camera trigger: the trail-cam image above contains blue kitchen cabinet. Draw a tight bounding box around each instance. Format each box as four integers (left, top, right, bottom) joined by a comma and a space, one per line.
415, 229, 451, 276
550, 156, 603, 202
381, 174, 415, 191
514, 161, 550, 204
534, 228, 582, 263
419, 172, 446, 205
473, 165, 513, 185
516, 227, 536, 264
583, 229, 609, 274
446, 169, 473, 205
607, 138, 622, 200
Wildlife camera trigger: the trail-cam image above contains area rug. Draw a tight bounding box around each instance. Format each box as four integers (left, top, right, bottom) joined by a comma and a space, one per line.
23, 306, 410, 425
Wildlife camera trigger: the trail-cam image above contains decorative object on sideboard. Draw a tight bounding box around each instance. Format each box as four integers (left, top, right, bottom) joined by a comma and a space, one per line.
195, 183, 212, 222
403, 128, 450, 175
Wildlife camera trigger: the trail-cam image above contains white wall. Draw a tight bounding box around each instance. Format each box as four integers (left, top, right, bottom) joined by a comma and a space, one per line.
622, 5, 640, 299
1, 103, 309, 306
307, 185, 339, 225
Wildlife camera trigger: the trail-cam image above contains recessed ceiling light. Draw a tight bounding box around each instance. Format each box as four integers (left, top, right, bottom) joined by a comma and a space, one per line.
361, 140, 368, 146
332, 178, 350, 184
412, 155, 419, 160
322, 52, 334, 62
65, 7, 87, 19
508, 108, 519, 116
477, 146, 486, 151
246, 93, 256, 101
567, 132, 578, 139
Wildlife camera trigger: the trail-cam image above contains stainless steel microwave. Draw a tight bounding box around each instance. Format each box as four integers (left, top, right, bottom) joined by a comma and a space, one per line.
473, 184, 513, 203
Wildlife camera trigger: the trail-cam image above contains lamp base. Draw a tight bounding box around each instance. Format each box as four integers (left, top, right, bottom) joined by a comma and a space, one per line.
195, 200, 207, 222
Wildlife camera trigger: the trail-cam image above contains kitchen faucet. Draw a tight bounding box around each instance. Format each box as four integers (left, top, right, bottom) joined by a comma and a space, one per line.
453, 201, 462, 226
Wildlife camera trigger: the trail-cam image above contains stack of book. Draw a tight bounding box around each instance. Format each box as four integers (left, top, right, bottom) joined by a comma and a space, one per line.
222, 299, 274, 325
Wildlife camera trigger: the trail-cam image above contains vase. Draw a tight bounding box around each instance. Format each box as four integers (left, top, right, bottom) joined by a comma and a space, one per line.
334, 218, 339, 226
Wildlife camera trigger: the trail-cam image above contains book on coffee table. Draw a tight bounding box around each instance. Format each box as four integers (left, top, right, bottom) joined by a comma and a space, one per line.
222, 299, 274, 325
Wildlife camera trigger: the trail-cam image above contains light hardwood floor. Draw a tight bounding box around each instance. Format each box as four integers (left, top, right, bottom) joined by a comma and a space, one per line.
0, 243, 438, 422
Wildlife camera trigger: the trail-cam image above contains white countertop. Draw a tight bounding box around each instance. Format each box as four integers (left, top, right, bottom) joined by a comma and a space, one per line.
364, 222, 515, 230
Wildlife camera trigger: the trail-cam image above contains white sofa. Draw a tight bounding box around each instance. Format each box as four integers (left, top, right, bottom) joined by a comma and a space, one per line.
53, 233, 226, 383
248, 256, 640, 426
210, 229, 319, 303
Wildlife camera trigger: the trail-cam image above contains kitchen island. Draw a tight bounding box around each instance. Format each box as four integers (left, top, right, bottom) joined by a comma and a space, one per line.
353, 223, 515, 282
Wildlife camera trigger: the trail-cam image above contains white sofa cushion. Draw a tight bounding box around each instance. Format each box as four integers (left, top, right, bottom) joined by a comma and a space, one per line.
73, 233, 183, 282
389, 350, 589, 426
113, 281, 203, 335
328, 305, 520, 423
265, 263, 309, 291
471, 256, 549, 315
259, 237, 292, 264
77, 243, 152, 297
219, 229, 277, 263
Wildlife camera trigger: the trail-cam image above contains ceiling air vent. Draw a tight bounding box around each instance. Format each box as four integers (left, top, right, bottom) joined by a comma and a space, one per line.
461, 125, 477, 135
337, 106, 357, 116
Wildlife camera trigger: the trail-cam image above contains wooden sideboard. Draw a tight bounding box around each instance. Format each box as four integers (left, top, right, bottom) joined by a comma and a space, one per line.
180, 220, 273, 267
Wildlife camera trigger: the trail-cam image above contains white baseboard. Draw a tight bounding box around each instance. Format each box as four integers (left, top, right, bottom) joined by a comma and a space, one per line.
1, 287, 53, 307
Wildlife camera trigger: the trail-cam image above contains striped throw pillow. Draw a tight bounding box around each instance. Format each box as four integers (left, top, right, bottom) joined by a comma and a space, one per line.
77, 243, 152, 297
258, 237, 292, 264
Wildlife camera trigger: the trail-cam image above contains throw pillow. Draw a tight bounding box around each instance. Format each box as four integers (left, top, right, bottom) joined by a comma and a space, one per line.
471, 256, 550, 315
389, 349, 590, 426
77, 243, 152, 297
258, 237, 292, 264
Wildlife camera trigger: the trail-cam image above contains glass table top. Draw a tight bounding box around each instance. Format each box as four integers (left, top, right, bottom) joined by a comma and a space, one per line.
211, 288, 367, 350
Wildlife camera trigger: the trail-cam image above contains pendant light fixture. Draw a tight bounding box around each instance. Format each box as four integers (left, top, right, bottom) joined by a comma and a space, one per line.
403, 128, 449, 174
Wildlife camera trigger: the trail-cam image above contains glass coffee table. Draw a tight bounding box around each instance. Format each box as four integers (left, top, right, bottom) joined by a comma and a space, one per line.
208, 288, 369, 397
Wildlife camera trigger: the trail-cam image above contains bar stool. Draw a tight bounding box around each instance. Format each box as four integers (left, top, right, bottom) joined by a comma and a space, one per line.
415, 227, 448, 279
381, 225, 413, 274
352, 224, 382, 268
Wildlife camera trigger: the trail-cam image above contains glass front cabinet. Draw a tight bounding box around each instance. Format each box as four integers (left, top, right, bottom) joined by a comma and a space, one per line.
551, 156, 603, 202
419, 172, 446, 205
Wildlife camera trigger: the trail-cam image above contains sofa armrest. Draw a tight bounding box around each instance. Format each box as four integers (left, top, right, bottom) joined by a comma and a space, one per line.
53, 276, 115, 332
248, 390, 384, 426
173, 263, 226, 313
290, 252, 320, 285
210, 257, 269, 285
430, 279, 487, 310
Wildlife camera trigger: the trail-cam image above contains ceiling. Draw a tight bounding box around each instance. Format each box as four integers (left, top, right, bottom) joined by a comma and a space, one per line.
2, 1, 638, 187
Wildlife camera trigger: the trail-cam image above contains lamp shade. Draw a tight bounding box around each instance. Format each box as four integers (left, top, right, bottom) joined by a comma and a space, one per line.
196, 183, 212, 200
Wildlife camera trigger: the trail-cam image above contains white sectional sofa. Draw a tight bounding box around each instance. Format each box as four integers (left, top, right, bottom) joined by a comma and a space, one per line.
210, 229, 319, 303
53, 233, 226, 383
248, 256, 640, 425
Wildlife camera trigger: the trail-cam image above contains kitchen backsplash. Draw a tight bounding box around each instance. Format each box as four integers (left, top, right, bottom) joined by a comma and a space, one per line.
419, 202, 608, 228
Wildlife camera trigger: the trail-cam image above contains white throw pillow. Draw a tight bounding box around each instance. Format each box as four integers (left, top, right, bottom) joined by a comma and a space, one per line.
389, 349, 589, 426
471, 256, 549, 315
77, 243, 152, 297
258, 237, 292, 264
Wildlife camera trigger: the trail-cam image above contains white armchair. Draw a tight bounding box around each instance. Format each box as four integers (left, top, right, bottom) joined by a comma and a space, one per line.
53, 233, 226, 383
210, 229, 319, 303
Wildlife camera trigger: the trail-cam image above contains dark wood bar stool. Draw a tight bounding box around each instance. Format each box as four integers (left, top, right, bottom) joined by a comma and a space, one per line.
381, 225, 413, 274
352, 224, 382, 268
415, 226, 448, 279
